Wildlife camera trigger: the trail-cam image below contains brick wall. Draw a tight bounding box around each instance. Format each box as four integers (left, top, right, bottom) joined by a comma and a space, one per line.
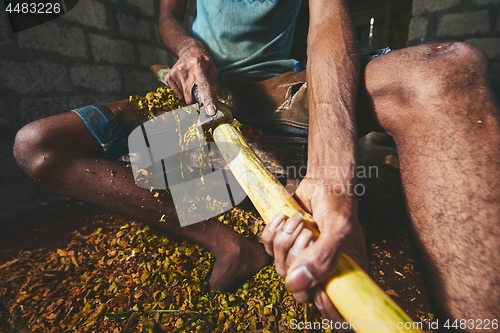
0, 0, 177, 217
409, 0, 500, 81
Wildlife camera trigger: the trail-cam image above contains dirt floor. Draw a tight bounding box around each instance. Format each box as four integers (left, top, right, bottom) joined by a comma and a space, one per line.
0, 132, 436, 332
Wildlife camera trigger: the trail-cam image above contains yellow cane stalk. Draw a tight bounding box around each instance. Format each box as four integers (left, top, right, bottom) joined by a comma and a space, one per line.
212, 121, 423, 333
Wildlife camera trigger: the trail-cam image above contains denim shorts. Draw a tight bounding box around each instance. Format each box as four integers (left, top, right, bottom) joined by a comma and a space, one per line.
72, 104, 128, 160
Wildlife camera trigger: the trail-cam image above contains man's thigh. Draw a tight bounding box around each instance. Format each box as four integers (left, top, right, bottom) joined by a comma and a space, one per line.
216, 67, 384, 136
215, 71, 309, 135
103, 100, 152, 135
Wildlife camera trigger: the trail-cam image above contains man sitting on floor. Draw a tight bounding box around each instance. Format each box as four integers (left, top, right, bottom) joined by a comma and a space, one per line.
13, 0, 500, 329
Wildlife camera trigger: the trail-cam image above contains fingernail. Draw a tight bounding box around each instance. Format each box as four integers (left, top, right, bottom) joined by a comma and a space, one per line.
268, 213, 284, 233
314, 300, 324, 311
206, 104, 216, 116
287, 266, 315, 291
282, 213, 302, 234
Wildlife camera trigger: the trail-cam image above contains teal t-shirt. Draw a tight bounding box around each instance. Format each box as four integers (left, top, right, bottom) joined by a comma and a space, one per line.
192, 0, 302, 77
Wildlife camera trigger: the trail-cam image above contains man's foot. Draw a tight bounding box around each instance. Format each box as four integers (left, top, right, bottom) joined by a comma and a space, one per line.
208, 236, 271, 291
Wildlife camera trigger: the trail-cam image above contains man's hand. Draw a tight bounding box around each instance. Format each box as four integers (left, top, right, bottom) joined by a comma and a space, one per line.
166, 40, 218, 115
158, 0, 218, 116
261, 177, 368, 325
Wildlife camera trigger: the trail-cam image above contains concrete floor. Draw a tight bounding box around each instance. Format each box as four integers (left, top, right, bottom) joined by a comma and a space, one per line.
0, 132, 436, 330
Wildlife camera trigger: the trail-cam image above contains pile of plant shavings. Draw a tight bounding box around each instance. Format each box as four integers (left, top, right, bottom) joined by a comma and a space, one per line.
0, 208, 326, 333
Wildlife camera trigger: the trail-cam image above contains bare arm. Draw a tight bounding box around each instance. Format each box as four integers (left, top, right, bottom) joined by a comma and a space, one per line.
262, 0, 367, 323
158, 0, 192, 57
307, 0, 359, 177
158, 0, 218, 115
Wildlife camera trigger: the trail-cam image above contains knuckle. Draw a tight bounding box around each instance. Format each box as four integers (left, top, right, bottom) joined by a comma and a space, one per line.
198, 80, 210, 91
203, 96, 214, 105
174, 62, 185, 72
188, 57, 201, 67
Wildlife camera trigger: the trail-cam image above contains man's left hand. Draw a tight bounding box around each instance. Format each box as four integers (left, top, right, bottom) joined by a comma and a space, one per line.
261, 176, 368, 324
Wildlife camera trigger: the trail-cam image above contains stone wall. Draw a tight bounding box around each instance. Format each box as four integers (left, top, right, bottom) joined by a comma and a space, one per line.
409, 0, 500, 80
0, 0, 177, 217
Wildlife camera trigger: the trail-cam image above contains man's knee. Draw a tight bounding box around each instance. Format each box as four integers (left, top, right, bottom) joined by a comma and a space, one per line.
364, 42, 495, 130
13, 111, 102, 182
13, 120, 48, 179
412, 42, 490, 95
369, 42, 489, 96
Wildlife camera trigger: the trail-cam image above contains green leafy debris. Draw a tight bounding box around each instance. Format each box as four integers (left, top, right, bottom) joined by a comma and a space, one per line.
0, 209, 325, 332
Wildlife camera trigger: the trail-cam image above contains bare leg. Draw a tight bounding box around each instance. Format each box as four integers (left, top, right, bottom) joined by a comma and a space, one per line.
13, 100, 270, 291
361, 43, 500, 328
